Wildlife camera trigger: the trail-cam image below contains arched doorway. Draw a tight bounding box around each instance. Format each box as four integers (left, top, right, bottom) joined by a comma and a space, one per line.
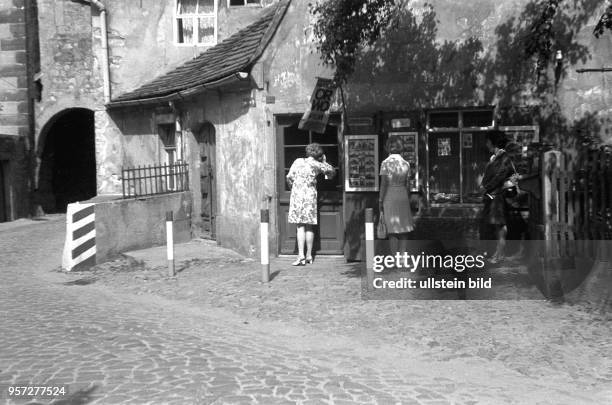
195, 122, 216, 239
38, 108, 96, 213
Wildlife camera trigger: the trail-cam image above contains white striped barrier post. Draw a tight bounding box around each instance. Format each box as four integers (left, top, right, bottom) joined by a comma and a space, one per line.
166, 211, 175, 277
261, 209, 270, 283
365, 208, 375, 288
62, 202, 96, 271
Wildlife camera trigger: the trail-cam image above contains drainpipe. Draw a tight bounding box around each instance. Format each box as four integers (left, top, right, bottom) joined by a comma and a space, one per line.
79, 0, 111, 103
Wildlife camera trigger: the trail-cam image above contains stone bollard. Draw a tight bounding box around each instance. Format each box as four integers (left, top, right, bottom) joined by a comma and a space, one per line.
365, 208, 375, 289
166, 211, 175, 277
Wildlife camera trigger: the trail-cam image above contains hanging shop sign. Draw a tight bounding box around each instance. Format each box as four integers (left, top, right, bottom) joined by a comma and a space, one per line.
299, 77, 336, 133
344, 134, 379, 192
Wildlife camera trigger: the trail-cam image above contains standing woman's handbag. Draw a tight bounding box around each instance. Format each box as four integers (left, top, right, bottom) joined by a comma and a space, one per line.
377, 211, 388, 239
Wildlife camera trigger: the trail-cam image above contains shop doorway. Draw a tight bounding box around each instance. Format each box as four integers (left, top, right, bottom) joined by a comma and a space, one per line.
277, 116, 343, 255
195, 122, 216, 239
38, 108, 96, 213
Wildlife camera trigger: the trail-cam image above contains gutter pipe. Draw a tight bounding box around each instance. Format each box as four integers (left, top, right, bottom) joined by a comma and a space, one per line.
84, 0, 111, 104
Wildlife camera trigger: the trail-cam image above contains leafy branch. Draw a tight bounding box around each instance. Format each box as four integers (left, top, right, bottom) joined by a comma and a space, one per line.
309, 0, 399, 86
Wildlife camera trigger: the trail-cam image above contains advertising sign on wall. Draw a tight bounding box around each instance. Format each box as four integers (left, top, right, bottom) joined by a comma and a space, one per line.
298, 77, 336, 133
344, 135, 379, 192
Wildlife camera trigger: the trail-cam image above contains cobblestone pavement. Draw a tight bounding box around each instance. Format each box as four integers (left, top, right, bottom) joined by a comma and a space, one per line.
1, 217, 611, 404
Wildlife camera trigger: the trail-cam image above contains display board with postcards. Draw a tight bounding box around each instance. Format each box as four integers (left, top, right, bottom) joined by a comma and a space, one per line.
389, 131, 419, 190
499, 126, 540, 175
344, 135, 379, 192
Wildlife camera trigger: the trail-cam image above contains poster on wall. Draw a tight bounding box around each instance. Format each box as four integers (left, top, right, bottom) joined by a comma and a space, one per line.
499, 125, 540, 174
344, 135, 379, 192
437, 137, 451, 156
389, 131, 418, 190
463, 133, 473, 148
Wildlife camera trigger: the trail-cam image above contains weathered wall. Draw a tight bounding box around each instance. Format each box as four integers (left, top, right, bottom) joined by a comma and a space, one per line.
35, 0, 283, 200
94, 191, 192, 263
103, 0, 280, 97
179, 89, 271, 257
0, 0, 33, 220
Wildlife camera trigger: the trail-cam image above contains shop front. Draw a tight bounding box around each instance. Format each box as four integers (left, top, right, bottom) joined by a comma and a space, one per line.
276, 107, 540, 261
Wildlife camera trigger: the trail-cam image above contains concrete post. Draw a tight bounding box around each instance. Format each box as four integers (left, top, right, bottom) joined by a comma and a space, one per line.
166, 211, 175, 276
365, 208, 375, 288
261, 209, 270, 282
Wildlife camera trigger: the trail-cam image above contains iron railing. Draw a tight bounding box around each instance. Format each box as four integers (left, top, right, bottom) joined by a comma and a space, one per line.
121, 162, 189, 198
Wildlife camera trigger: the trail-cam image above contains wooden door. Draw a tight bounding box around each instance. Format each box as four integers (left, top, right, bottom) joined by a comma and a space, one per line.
277, 116, 343, 255
196, 123, 216, 239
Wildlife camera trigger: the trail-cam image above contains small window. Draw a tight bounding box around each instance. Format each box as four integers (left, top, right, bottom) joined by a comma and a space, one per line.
463, 110, 494, 128
229, 0, 261, 6
159, 125, 177, 164
176, 0, 216, 46
429, 112, 459, 128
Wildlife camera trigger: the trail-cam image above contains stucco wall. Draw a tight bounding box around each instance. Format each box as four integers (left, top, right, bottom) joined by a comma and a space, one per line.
94, 191, 192, 263
258, 0, 612, 144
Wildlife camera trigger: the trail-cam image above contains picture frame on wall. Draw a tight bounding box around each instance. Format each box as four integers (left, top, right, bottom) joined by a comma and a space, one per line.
344, 135, 379, 192
389, 131, 418, 191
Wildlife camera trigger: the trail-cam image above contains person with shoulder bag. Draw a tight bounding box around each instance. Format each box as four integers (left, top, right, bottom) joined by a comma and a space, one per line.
480, 130, 514, 264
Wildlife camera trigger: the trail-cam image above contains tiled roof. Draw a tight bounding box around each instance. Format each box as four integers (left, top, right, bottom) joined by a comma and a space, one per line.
111, 0, 289, 104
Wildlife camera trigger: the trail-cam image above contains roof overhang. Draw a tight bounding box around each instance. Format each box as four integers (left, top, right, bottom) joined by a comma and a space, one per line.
106, 71, 253, 109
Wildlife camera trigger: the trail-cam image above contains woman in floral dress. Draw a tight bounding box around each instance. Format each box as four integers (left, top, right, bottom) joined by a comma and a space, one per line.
286, 143, 335, 266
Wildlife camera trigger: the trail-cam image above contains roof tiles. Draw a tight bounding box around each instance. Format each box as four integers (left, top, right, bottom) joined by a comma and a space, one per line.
112, 0, 289, 104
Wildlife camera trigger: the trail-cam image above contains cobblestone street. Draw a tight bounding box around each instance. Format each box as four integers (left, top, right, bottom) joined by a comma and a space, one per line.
1, 216, 611, 404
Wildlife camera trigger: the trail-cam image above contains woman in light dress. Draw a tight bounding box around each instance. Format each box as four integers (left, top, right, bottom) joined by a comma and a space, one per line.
286, 143, 335, 266
379, 136, 415, 255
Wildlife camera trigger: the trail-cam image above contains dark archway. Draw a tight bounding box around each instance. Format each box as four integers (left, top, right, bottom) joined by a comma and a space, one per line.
38, 108, 96, 213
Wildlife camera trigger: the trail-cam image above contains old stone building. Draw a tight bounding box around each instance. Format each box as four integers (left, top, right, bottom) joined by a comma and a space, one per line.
0, 0, 37, 222
32, 0, 612, 260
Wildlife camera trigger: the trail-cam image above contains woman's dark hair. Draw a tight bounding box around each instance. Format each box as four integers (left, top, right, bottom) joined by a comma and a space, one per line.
486, 130, 508, 149
386, 135, 403, 154
305, 143, 324, 160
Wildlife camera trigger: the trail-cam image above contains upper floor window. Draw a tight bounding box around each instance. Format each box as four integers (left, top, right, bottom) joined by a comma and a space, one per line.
175, 0, 217, 46
229, 0, 261, 6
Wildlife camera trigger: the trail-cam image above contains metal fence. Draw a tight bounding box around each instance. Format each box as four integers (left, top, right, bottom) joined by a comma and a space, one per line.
121, 162, 189, 199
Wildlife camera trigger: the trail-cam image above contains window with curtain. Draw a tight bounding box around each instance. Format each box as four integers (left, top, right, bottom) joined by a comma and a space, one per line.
176, 0, 216, 46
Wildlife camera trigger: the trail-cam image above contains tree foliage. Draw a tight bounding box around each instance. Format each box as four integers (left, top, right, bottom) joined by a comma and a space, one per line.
309, 0, 399, 85
594, 2, 612, 37
525, 0, 611, 75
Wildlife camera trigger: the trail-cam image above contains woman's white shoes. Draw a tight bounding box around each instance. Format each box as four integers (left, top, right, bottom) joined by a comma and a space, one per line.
292, 257, 306, 266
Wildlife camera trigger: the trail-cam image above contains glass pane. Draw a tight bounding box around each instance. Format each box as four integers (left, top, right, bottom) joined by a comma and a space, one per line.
198, 0, 214, 13
463, 110, 493, 128
197, 17, 215, 43
284, 124, 309, 146
247, 0, 260, 4
428, 132, 460, 203
284, 146, 304, 169
429, 112, 459, 128
311, 125, 338, 144
318, 145, 340, 192
462, 132, 489, 203
177, 0, 197, 14
177, 18, 194, 44
229, 0, 245, 5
